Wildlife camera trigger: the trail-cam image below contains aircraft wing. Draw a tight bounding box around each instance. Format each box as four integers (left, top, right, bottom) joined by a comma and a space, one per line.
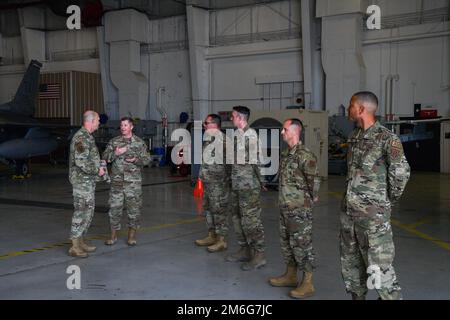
0, 119, 79, 129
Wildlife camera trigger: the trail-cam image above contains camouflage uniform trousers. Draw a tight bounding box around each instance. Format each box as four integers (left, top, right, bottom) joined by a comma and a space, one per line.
203, 182, 230, 237
231, 188, 265, 252
340, 211, 402, 300
70, 181, 96, 240
279, 207, 315, 272
108, 180, 142, 231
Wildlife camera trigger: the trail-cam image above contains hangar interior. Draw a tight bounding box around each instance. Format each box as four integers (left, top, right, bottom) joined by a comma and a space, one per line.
0, 0, 449, 300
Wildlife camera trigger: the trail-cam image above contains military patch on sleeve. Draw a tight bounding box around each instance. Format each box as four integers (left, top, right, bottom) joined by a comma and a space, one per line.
308, 160, 316, 168
390, 139, 403, 161
75, 141, 85, 153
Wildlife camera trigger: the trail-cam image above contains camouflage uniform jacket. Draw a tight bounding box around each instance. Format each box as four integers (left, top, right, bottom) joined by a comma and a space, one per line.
279, 142, 321, 209
69, 127, 100, 185
344, 121, 410, 217
230, 125, 263, 190
102, 134, 151, 183
199, 130, 230, 183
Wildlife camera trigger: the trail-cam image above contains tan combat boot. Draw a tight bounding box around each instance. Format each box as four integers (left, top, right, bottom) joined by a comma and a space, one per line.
127, 228, 137, 246
241, 250, 267, 271
290, 272, 315, 299
195, 230, 217, 247
80, 237, 96, 252
68, 238, 88, 258
269, 264, 298, 287
105, 229, 118, 246
225, 246, 251, 262
207, 236, 227, 253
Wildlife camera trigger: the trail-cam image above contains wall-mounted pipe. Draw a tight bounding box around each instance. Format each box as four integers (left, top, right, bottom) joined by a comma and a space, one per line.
385, 75, 392, 118
389, 76, 394, 117
391, 75, 400, 117
363, 31, 450, 46
384, 74, 399, 119
156, 86, 167, 118
156, 86, 168, 151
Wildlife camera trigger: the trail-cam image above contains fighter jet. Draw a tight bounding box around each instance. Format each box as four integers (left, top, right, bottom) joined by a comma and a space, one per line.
0, 60, 61, 178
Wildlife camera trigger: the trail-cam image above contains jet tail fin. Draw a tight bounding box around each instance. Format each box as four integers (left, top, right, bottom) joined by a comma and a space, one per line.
9, 60, 43, 116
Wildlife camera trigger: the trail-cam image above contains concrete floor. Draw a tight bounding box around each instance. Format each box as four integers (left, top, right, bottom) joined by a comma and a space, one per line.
0, 164, 449, 300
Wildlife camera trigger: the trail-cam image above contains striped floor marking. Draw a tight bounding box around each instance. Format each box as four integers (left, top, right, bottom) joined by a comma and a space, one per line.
391, 219, 450, 251
0, 216, 204, 261
326, 192, 450, 251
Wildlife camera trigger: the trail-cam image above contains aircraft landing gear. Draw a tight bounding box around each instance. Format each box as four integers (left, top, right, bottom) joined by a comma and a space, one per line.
12, 160, 31, 180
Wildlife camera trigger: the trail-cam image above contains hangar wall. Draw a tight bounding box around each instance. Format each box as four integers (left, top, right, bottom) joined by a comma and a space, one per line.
107, 1, 307, 122
209, 49, 303, 114
145, 16, 192, 122
208, 0, 305, 115
0, 0, 449, 121
362, 21, 450, 118
147, 50, 192, 122
319, 0, 450, 116
0, 26, 100, 105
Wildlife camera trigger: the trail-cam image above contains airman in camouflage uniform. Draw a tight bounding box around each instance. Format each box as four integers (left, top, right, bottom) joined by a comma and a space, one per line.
195, 114, 231, 253
102, 117, 150, 246
341, 92, 410, 300
69, 110, 105, 258
269, 119, 321, 299
226, 106, 266, 271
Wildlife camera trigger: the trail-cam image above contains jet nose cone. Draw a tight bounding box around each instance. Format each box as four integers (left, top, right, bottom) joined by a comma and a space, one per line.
0, 137, 58, 160
0, 140, 18, 159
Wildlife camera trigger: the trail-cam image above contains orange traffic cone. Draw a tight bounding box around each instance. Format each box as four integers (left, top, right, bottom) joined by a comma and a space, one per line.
194, 178, 204, 198
194, 196, 204, 216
